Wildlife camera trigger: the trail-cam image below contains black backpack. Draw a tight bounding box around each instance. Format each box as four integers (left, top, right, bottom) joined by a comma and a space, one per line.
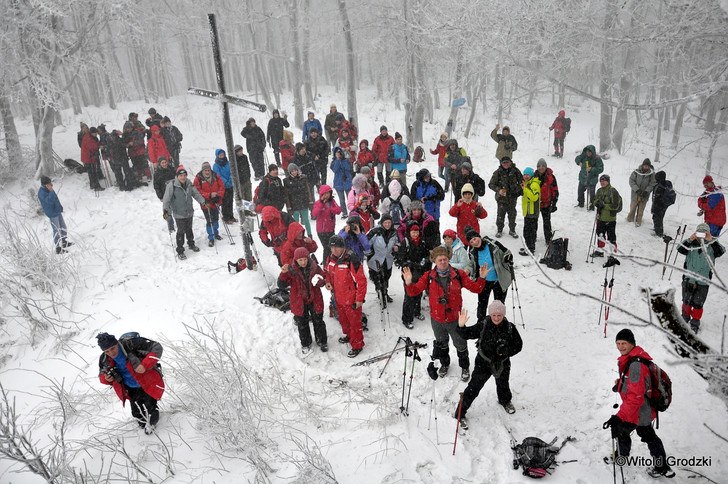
254, 287, 290, 312
563, 118, 571, 133
661, 181, 676, 207
540, 237, 572, 270
388, 196, 406, 226
512, 436, 575, 478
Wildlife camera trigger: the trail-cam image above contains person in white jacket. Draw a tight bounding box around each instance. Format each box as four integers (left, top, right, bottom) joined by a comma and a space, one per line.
379, 179, 411, 229
442, 229, 473, 276
366, 214, 398, 303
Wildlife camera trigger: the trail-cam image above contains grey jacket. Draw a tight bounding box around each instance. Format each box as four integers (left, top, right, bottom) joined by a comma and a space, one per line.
163, 178, 205, 219
628, 166, 656, 197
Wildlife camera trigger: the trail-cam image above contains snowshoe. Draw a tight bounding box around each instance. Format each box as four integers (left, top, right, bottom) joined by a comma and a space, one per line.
461, 368, 470, 382
403, 321, 414, 330
347, 348, 362, 358
438, 365, 449, 377
215, 234, 223, 240
501, 402, 516, 414
177, 252, 187, 260
208, 240, 214, 247
509, 231, 518, 238
189, 245, 200, 252
647, 466, 675, 479
338, 335, 350, 344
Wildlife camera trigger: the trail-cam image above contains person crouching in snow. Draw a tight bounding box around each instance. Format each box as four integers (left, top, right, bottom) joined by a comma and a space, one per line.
194, 162, 226, 247
278, 247, 328, 355
97, 332, 165, 434
325, 235, 367, 358
453, 301, 523, 428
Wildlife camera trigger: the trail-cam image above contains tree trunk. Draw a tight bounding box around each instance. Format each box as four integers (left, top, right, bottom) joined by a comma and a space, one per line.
464, 78, 482, 138
301, 0, 316, 109
446, 50, 464, 137
671, 100, 687, 148
0, 90, 22, 166
338, 0, 358, 124
244, 0, 274, 111
654, 108, 664, 164
495, 64, 504, 126
35, 105, 57, 178
599, 0, 619, 152
288, 0, 304, 128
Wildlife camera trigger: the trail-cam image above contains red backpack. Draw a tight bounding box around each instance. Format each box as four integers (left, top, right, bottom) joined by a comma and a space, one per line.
628, 357, 673, 414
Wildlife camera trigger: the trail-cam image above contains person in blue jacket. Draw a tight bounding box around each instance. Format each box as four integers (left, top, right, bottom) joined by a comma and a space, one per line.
410, 168, 445, 220
302, 111, 323, 142
331, 147, 353, 217
37, 176, 73, 254
387, 132, 410, 178
213, 149, 236, 223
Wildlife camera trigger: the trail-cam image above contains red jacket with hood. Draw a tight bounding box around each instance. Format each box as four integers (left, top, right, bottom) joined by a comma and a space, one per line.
449, 200, 487, 245
325, 251, 367, 305
279, 140, 296, 171
81, 133, 100, 165
311, 185, 342, 233
259, 206, 294, 252
193, 170, 226, 210
616, 346, 657, 426
280, 222, 319, 265
550, 112, 567, 139
698, 186, 726, 227
356, 141, 375, 169
147, 125, 170, 166
430, 142, 447, 167
98, 345, 165, 403
405, 266, 485, 323
537, 167, 559, 208
372, 134, 395, 166
278, 259, 326, 316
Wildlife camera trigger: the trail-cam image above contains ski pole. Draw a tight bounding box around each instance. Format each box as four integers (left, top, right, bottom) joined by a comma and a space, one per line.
660, 235, 673, 278
508, 265, 525, 328
662, 226, 681, 279
597, 266, 608, 329
378, 336, 405, 378
453, 392, 464, 455
400, 338, 411, 415
218, 206, 236, 244
611, 437, 617, 484
667, 224, 687, 281
404, 344, 420, 416
586, 211, 598, 263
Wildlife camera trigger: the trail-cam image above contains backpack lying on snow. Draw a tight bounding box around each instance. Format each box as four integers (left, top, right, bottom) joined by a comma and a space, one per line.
512, 435, 575, 478
540, 237, 572, 270
254, 287, 290, 312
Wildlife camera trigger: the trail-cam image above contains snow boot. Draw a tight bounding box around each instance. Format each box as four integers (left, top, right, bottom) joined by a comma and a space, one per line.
215, 233, 223, 240
509, 230, 518, 238
189, 244, 200, 252
461, 368, 470, 382
301, 345, 312, 357
495, 231, 503, 238
501, 402, 516, 414
403, 320, 414, 330
318, 342, 328, 352
690, 319, 701, 333
208, 239, 214, 247
438, 365, 449, 377
144, 423, 156, 435
519, 248, 529, 256
338, 335, 350, 344
347, 348, 362, 358
452, 412, 468, 430
178, 252, 187, 260
647, 465, 675, 479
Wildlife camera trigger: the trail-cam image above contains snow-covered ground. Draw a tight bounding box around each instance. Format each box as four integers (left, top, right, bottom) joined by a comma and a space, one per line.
1, 88, 727, 483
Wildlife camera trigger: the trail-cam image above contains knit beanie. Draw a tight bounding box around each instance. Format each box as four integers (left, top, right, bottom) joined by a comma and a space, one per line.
536, 158, 547, 168
461, 183, 474, 194
409, 200, 424, 212
488, 300, 506, 316
696, 223, 710, 234
96, 332, 118, 350
293, 247, 309, 260
464, 226, 480, 242
615, 328, 635, 346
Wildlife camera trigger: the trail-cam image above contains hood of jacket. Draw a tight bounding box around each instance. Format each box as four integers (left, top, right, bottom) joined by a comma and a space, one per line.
633, 165, 654, 176
215, 149, 229, 166
332, 146, 345, 160
618, 346, 652, 374
416, 168, 431, 182
319, 184, 333, 197
581, 145, 597, 157
388, 180, 402, 199
352, 174, 368, 191
150, 125, 162, 137
287, 221, 305, 241
261, 206, 281, 223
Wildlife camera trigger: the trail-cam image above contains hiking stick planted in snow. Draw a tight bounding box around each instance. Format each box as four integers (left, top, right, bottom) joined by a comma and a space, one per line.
509, 265, 525, 328
453, 392, 464, 455
218, 206, 236, 244
403, 343, 421, 416
667, 224, 687, 281
586, 211, 598, 263
661, 235, 673, 278
400, 338, 412, 415
662, 226, 681, 279
378, 336, 405, 378
722, 315, 726, 355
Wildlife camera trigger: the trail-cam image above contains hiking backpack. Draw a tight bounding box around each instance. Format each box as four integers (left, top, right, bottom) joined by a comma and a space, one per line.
254, 287, 290, 312
539, 237, 572, 270
413, 146, 425, 163
253, 184, 263, 213
512, 436, 574, 479
388, 196, 406, 227
662, 181, 676, 207
562, 118, 571, 133
627, 357, 673, 413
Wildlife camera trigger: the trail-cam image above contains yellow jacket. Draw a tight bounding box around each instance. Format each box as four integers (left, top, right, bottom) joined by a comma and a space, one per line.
521, 177, 541, 218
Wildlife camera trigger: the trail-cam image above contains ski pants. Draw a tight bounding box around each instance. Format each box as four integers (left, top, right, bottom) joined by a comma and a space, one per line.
126, 385, 159, 427
495, 199, 518, 233
318, 232, 334, 262
48, 214, 67, 248
249, 150, 265, 178
202, 208, 220, 241
627, 192, 649, 225
130, 155, 148, 179
336, 190, 348, 216
477, 280, 508, 322
336, 299, 364, 350
553, 137, 564, 156
370, 264, 392, 295
596, 220, 617, 250
523, 216, 538, 253
651, 207, 667, 237
459, 355, 512, 417
316, 161, 328, 186
615, 422, 667, 464
295, 304, 327, 348
540, 207, 553, 242
430, 318, 469, 369
86, 162, 101, 189
174, 217, 195, 253
402, 291, 422, 325
577, 182, 596, 207
681, 280, 709, 322
221, 188, 234, 221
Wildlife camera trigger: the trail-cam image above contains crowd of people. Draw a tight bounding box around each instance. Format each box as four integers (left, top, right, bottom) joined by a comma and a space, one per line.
57, 103, 725, 477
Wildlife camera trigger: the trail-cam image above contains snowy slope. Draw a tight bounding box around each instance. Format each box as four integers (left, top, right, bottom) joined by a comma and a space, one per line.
0, 88, 727, 483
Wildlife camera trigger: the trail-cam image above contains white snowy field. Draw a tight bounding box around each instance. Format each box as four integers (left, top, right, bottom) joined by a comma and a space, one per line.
0, 87, 727, 483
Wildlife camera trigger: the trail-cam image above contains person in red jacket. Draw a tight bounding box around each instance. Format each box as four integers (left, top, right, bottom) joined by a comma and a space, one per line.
448, 183, 487, 244
259, 206, 295, 266
350, 194, 380, 233
430, 132, 449, 180
279, 130, 295, 172
97, 332, 165, 434
147, 125, 170, 174
193, 162, 225, 247
403, 246, 488, 381
372, 126, 395, 186
535, 159, 559, 243
312, 185, 342, 261
603, 329, 675, 479
325, 235, 367, 357
81, 128, 104, 191
354, 139, 375, 172
278, 247, 328, 355
698, 175, 725, 237
549, 110, 569, 158
280, 222, 319, 266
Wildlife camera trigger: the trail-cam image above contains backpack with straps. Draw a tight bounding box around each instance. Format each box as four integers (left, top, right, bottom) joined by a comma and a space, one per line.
563, 118, 571, 133
539, 238, 572, 271
388, 196, 406, 227
661, 181, 676, 207
626, 357, 673, 413
512, 436, 575, 479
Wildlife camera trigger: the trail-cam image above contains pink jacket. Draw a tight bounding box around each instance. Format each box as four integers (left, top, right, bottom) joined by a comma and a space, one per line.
311, 185, 342, 233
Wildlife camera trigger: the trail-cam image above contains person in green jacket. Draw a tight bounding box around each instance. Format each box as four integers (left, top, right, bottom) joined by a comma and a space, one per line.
575, 145, 603, 208
676, 222, 725, 333
589, 174, 622, 257
490, 124, 518, 162
520, 167, 541, 256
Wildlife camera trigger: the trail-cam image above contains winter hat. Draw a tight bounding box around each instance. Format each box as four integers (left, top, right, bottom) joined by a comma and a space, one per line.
500, 156, 512, 163
440, 131, 449, 139
307, 111, 314, 116
295, 142, 305, 152
461, 161, 472, 171
319, 184, 333, 196
176, 165, 188, 176
390, 169, 401, 179
488, 300, 506, 316
523, 167, 535, 177
283, 130, 294, 141
360, 166, 372, 175
272, 109, 280, 116
461, 183, 474, 195
394, 132, 403, 140
697, 223, 711, 233
655, 171, 666, 183
329, 235, 345, 248
234, 144, 244, 152
162, 116, 171, 123
40, 176, 52, 186
330, 104, 337, 109
380, 125, 388, 132
128, 112, 138, 119
148, 108, 157, 115
537, 158, 547, 168
388, 180, 402, 198
703, 175, 714, 185
502, 126, 511, 132
380, 213, 393, 225
309, 127, 319, 134
615, 328, 635, 346
89, 126, 98, 134
97, 124, 106, 132
600, 174, 611, 182
288, 163, 300, 175
430, 245, 450, 262
352, 174, 368, 190
465, 226, 480, 242
357, 194, 370, 205
558, 110, 565, 117
346, 214, 361, 225
443, 229, 458, 240
293, 247, 309, 260
268, 164, 279, 173
359, 139, 369, 148
448, 139, 459, 147
409, 200, 424, 212
96, 332, 118, 350
247, 117, 256, 124
407, 220, 421, 232
418, 168, 431, 178
201, 161, 211, 171
641, 158, 652, 167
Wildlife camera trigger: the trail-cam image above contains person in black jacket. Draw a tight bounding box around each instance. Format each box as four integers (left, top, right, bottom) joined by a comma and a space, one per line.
257, 164, 286, 211
452, 160, 486, 202
284, 163, 314, 237
293, 143, 321, 194
267, 109, 290, 166
154, 157, 177, 232
488, 157, 523, 238
108, 129, 138, 191
394, 220, 432, 329
241, 117, 267, 180
161, 116, 183, 168
651, 171, 673, 238
304, 128, 330, 186
453, 301, 523, 428
234, 144, 253, 202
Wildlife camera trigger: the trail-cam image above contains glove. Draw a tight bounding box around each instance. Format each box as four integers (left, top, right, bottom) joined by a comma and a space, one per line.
211, 195, 221, 204
550, 203, 558, 213
311, 274, 325, 286
162, 210, 170, 221
602, 415, 622, 430
594, 200, 605, 210
427, 362, 439, 381
504, 253, 513, 265
697, 210, 704, 217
